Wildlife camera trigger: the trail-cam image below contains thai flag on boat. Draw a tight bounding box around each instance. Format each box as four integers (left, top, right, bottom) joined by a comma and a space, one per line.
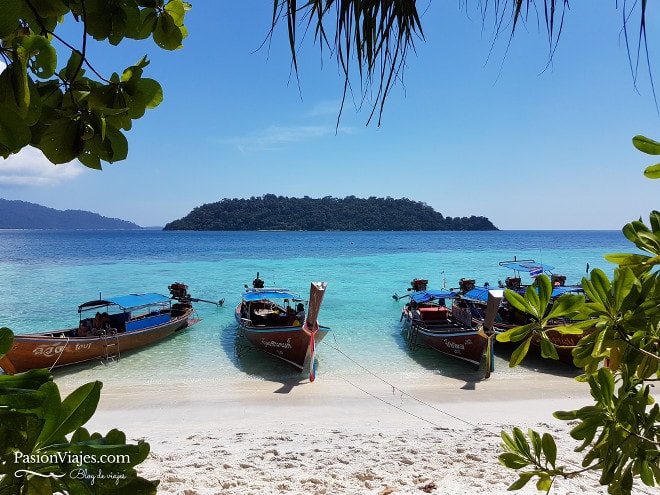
529, 266, 543, 278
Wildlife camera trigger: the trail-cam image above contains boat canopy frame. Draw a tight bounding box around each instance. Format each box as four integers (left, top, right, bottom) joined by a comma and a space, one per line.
410, 289, 458, 304
499, 259, 555, 275
241, 288, 307, 303
78, 293, 173, 314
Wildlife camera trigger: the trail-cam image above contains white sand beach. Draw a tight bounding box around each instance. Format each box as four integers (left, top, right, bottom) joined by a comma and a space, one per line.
65, 371, 614, 495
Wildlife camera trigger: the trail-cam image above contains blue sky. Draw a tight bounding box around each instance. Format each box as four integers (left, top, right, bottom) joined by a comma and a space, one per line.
0, 2, 658, 229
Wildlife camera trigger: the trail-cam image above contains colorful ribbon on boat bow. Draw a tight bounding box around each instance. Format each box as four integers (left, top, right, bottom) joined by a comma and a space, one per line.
302, 320, 318, 382
478, 325, 496, 379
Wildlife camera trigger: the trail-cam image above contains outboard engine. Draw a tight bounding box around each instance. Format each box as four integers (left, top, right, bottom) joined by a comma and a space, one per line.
410, 279, 428, 292
253, 272, 265, 289
169, 282, 191, 303
459, 278, 475, 293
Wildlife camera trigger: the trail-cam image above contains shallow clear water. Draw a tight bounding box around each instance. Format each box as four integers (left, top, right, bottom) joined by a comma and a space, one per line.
0, 230, 630, 386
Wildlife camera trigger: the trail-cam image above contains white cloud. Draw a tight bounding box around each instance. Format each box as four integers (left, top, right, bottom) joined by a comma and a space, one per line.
0, 147, 85, 186
223, 123, 358, 152
226, 125, 333, 152
308, 99, 342, 117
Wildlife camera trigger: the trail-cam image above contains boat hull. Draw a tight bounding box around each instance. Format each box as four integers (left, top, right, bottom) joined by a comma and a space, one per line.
0, 309, 195, 374
403, 316, 488, 367
234, 305, 330, 370
494, 322, 594, 365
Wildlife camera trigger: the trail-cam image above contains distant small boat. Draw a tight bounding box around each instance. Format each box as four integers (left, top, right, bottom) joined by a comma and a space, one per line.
395, 278, 502, 374
0, 283, 200, 374
235, 273, 330, 380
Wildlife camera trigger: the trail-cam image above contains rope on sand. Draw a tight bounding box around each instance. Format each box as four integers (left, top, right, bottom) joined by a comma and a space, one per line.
321, 336, 498, 436
322, 336, 658, 495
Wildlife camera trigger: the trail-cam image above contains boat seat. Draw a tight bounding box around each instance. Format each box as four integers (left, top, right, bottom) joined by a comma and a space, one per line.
418, 307, 449, 321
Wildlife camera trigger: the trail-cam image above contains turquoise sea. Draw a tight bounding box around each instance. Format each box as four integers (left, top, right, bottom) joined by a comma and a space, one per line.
0, 230, 631, 386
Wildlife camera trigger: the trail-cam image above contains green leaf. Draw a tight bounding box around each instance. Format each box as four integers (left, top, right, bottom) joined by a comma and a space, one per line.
165, 0, 189, 26
504, 288, 532, 314
36, 381, 101, 448
633, 135, 660, 155
553, 409, 578, 421
539, 335, 559, 360
604, 253, 652, 267
104, 125, 129, 162
541, 433, 557, 468
0, 387, 48, 411
500, 430, 518, 452
137, 8, 159, 39
498, 452, 530, 470
524, 284, 542, 318
535, 275, 553, 314
0, 327, 14, 357
509, 336, 532, 367
62, 50, 86, 83
551, 321, 592, 335
153, 11, 183, 50
582, 269, 612, 309
37, 117, 79, 164
496, 323, 535, 343
528, 428, 542, 459
0, 367, 53, 390
0, 107, 31, 155
595, 368, 615, 405
644, 163, 660, 179
507, 472, 534, 490
137, 78, 163, 108
545, 293, 585, 320
0, 0, 21, 38
512, 427, 531, 457
84, 0, 113, 40
536, 476, 553, 491
612, 267, 639, 312
16, 35, 57, 79
640, 460, 654, 486
30, 0, 69, 17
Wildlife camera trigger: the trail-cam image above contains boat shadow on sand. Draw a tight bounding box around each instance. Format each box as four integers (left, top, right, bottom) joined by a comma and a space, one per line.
391, 323, 490, 390
493, 341, 583, 379
393, 323, 581, 389
219, 321, 311, 394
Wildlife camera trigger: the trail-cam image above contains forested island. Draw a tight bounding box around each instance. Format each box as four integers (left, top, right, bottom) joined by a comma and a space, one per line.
163, 195, 497, 231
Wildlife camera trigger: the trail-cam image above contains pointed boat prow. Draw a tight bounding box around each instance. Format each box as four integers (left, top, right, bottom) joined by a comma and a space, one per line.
483, 289, 504, 332
305, 281, 327, 328
482, 289, 504, 379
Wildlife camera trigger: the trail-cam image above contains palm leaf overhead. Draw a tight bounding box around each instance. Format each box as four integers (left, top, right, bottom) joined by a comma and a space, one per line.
273, 0, 653, 124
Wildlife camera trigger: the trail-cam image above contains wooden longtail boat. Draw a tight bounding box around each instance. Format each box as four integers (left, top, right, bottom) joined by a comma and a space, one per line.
235, 274, 330, 380
0, 283, 200, 374
456, 259, 592, 365
395, 279, 502, 374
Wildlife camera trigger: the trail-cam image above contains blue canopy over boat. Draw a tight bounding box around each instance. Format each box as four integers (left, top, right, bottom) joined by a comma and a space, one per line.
410, 289, 457, 303
463, 285, 582, 303
462, 286, 496, 302
242, 289, 303, 302
551, 286, 584, 296
79, 293, 171, 311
